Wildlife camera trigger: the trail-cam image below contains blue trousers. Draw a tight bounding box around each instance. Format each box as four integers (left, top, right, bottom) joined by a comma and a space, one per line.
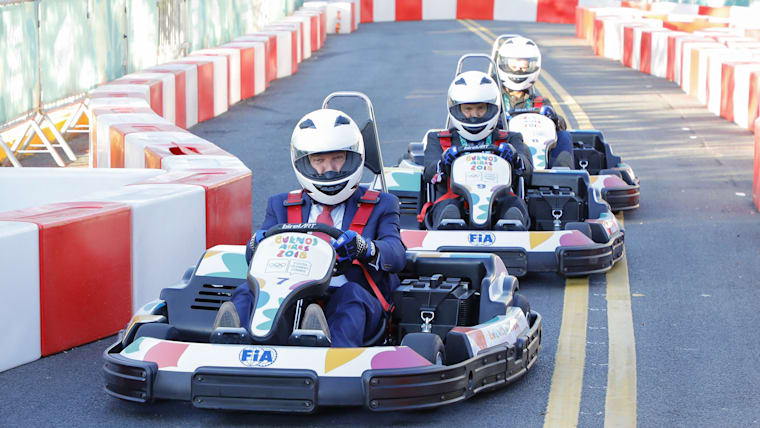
230, 281, 383, 347
548, 130, 574, 168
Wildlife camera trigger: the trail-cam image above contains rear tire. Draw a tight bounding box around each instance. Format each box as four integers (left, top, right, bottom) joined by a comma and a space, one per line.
511, 292, 531, 316
565, 221, 593, 239
401, 333, 445, 365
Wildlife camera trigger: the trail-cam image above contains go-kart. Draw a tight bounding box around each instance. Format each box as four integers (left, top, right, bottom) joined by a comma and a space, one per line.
103, 91, 542, 413
506, 110, 639, 212
103, 223, 542, 412
488, 36, 640, 211
388, 139, 624, 277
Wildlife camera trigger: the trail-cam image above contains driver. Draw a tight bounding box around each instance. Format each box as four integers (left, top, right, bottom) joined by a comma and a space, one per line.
214, 108, 406, 347
422, 70, 533, 229
495, 36, 574, 168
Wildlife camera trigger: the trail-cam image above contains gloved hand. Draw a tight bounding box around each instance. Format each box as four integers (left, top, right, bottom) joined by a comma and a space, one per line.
513, 155, 526, 176
441, 146, 461, 167
332, 230, 376, 263
245, 229, 267, 264
497, 143, 515, 162
539, 105, 559, 126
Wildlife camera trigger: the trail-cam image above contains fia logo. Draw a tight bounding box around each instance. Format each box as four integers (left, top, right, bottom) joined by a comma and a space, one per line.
239, 346, 278, 367
468, 232, 495, 246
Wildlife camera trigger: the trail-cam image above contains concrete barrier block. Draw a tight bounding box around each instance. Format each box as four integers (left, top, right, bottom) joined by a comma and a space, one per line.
0, 221, 40, 372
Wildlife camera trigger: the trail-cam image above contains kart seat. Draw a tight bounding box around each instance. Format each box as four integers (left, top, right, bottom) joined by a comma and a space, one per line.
160, 271, 244, 342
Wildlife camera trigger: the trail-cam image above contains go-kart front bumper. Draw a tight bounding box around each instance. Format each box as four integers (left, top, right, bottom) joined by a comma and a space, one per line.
602, 183, 640, 212
103, 312, 542, 413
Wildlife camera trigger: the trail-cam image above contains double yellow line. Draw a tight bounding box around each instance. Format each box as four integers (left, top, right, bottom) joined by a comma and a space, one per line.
457, 19, 637, 428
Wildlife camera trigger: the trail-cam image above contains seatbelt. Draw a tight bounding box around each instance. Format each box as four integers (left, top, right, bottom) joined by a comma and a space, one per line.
282, 188, 392, 312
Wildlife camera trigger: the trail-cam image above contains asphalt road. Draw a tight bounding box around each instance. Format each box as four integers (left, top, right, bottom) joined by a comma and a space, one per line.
2, 20, 759, 427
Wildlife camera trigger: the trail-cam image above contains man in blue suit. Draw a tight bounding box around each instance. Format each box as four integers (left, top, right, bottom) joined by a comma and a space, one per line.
213, 108, 406, 347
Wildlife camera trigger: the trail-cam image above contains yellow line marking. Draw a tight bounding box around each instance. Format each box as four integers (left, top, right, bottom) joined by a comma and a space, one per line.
544, 277, 589, 428
605, 215, 637, 428
458, 19, 638, 427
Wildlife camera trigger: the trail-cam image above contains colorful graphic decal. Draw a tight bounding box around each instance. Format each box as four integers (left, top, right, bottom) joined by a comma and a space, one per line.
120, 338, 433, 376
508, 113, 556, 170
384, 167, 422, 193
325, 348, 365, 373
248, 233, 333, 338
589, 173, 628, 192
451, 309, 528, 355
370, 347, 432, 369
452, 153, 511, 226
143, 341, 190, 369
196, 245, 247, 279
402, 229, 594, 252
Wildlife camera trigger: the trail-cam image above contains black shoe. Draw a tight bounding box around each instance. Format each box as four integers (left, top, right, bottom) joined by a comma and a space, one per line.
213, 301, 241, 330
433, 204, 460, 227
301, 303, 331, 341
502, 207, 527, 228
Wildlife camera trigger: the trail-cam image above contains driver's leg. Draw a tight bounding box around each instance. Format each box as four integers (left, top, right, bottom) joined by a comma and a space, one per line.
548, 130, 574, 168
324, 284, 383, 347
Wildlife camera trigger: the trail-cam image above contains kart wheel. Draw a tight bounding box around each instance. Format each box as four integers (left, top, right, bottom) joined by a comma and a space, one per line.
511, 292, 531, 316
134, 322, 179, 341
401, 333, 445, 365
565, 221, 592, 239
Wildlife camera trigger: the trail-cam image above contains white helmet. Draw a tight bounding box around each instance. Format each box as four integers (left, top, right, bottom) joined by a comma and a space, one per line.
447, 71, 502, 141
496, 36, 542, 91
290, 109, 365, 205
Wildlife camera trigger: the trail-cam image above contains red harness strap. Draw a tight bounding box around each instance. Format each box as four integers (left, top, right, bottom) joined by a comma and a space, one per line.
533, 96, 544, 108
285, 189, 305, 224
283, 188, 392, 312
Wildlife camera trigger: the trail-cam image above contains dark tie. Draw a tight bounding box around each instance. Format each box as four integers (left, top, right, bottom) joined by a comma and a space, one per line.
314, 204, 334, 242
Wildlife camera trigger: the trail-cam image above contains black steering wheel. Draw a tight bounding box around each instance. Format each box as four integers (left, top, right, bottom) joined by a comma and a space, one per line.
264, 223, 345, 240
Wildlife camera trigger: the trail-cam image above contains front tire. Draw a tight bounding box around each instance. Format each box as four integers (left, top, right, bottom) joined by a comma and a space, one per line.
401, 333, 445, 365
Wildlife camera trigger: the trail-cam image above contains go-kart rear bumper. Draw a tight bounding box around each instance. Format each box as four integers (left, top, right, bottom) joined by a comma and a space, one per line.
602, 184, 640, 212
103, 312, 542, 413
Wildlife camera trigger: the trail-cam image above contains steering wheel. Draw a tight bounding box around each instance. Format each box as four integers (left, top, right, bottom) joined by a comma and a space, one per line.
262, 223, 357, 275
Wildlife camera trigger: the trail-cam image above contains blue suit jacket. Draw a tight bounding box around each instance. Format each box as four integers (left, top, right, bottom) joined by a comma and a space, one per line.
259, 185, 406, 299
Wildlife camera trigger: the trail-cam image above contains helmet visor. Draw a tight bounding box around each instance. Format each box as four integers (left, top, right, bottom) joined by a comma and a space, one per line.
498, 56, 540, 76
448, 102, 500, 126
293, 150, 363, 184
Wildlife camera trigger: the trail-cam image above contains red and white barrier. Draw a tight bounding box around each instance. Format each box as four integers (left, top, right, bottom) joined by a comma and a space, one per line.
223, 41, 266, 97
117, 73, 177, 125
720, 62, 760, 128
268, 22, 303, 66
235, 34, 277, 86
258, 29, 294, 78
295, 10, 322, 53
755, 118, 760, 211
192, 48, 242, 106
0, 202, 133, 356
284, 14, 313, 59
705, 50, 755, 115
109, 123, 186, 168
0, 221, 40, 372
135, 169, 253, 248
326, 2, 354, 34
143, 139, 234, 170
148, 63, 199, 129
92, 111, 171, 168
76, 184, 206, 313
179, 55, 229, 118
